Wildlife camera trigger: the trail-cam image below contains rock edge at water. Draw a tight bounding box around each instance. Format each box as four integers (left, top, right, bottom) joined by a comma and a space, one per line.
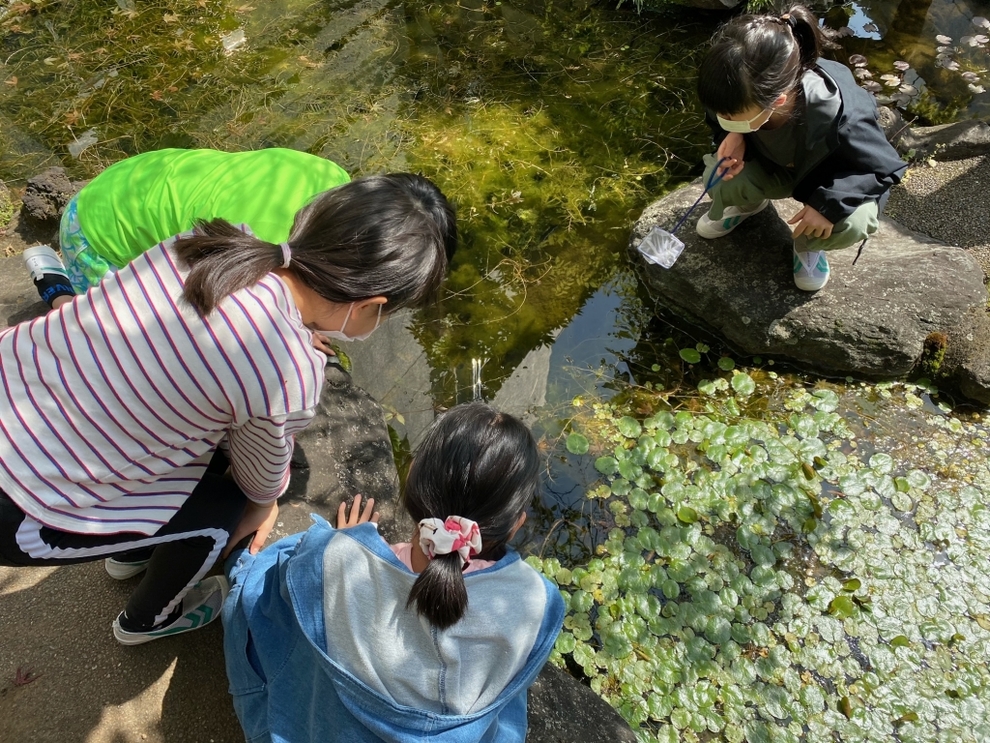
629, 165, 990, 404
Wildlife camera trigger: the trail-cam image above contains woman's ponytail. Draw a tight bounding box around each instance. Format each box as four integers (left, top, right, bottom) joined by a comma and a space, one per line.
406, 552, 468, 630
174, 173, 453, 317
174, 219, 289, 316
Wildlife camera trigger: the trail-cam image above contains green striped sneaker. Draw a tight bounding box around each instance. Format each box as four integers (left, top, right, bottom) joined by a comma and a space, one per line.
793, 247, 830, 292
695, 200, 770, 239
112, 576, 228, 646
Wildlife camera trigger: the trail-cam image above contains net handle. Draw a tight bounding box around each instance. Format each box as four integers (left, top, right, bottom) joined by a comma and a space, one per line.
669, 156, 732, 235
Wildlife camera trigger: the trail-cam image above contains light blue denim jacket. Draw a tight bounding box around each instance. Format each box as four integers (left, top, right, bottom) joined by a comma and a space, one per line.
222, 516, 565, 743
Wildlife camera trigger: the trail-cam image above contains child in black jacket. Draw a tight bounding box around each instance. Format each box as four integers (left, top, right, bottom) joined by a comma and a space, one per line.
695, 5, 907, 291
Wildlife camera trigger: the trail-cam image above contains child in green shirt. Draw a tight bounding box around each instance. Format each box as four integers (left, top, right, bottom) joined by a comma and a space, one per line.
25, 148, 350, 308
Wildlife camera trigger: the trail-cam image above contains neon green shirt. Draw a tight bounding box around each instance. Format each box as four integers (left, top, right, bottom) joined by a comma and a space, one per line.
76, 148, 350, 267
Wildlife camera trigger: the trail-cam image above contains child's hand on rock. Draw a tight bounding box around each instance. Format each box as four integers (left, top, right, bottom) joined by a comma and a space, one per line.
337, 494, 380, 528
788, 205, 834, 240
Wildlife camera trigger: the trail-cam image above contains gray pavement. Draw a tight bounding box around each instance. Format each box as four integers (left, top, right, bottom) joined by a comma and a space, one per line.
886, 154, 990, 276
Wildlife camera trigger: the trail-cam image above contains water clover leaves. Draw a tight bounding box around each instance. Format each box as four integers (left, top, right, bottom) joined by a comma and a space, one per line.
532, 377, 990, 742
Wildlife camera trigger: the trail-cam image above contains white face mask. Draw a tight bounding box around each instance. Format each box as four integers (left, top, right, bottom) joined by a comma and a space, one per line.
323, 303, 382, 342
716, 107, 774, 134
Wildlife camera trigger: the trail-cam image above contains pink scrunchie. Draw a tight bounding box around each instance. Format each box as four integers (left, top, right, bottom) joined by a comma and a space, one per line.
418, 516, 482, 566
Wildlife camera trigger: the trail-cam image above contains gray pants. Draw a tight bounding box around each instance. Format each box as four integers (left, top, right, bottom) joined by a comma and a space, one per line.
702, 154, 879, 252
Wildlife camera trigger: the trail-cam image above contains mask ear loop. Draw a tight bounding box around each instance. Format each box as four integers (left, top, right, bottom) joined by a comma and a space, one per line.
668, 156, 732, 235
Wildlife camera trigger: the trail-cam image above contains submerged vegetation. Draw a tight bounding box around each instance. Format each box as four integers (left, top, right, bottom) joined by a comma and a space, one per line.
529, 369, 990, 742
0, 0, 711, 400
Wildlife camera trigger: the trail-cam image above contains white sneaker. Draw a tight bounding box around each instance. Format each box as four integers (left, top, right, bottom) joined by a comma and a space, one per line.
695, 200, 770, 239
105, 556, 151, 580
22, 245, 68, 280
112, 576, 229, 645
793, 247, 830, 291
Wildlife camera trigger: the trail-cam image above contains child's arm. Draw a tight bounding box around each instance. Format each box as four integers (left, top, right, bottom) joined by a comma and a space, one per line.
716, 132, 747, 180
793, 109, 906, 225
702, 111, 746, 179
226, 500, 279, 556
226, 412, 313, 501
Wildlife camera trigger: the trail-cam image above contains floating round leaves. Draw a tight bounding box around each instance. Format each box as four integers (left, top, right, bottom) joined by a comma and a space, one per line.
730, 372, 756, 396
679, 348, 702, 364
566, 432, 590, 455
536, 378, 990, 742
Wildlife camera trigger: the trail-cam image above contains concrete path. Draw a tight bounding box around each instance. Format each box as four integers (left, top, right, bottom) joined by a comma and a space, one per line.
0, 243, 245, 742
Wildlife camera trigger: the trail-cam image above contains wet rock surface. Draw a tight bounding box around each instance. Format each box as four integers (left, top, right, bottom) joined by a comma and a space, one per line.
528, 664, 640, 742
880, 108, 990, 162
19, 167, 81, 224
281, 361, 407, 541
630, 183, 990, 404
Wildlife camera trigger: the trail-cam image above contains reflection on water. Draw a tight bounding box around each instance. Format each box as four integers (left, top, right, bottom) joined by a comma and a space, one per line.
0, 0, 986, 442
825, 0, 990, 121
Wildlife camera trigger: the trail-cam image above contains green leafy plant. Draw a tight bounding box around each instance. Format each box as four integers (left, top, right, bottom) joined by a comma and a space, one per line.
531, 373, 990, 742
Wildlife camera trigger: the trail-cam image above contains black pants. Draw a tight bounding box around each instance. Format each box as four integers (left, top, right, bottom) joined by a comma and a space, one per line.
0, 457, 246, 627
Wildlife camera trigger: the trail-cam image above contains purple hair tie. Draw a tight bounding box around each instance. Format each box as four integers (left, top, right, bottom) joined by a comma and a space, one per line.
279, 242, 292, 269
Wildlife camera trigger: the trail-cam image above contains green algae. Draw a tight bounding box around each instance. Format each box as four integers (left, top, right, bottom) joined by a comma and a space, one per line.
0, 0, 711, 399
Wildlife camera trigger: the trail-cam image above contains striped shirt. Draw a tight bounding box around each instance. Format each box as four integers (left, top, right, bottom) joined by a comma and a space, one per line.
0, 236, 326, 536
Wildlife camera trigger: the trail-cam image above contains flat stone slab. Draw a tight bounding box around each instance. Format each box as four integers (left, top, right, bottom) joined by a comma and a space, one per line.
630, 182, 990, 403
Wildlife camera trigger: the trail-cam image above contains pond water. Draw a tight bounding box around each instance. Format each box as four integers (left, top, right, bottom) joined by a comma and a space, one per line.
0, 0, 986, 414
3, 1, 990, 738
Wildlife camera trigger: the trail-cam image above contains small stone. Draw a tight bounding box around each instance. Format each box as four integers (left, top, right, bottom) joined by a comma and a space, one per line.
21, 167, 78, 223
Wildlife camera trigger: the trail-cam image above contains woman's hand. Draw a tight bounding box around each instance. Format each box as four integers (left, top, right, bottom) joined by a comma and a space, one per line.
788, 205, 834, 240
715, 133, 746, 180
311, 331, 336, 356
337, 494, 379, 528
225, 500, 279, 557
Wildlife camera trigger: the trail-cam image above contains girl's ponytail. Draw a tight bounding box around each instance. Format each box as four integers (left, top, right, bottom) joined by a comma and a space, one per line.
406, 552, 468, 630
783, 5, 822, 71
402, 403, 540, 630
697, 4, 823, 115
174, 219, 287, 316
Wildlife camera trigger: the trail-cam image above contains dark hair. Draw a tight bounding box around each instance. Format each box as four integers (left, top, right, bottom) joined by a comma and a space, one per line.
697, 5, 822, 116
174, 173, 456, 315
403, 402, 540, 630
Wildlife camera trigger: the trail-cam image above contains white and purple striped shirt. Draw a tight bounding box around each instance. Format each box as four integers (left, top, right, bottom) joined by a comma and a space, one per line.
0, 237, 325, 536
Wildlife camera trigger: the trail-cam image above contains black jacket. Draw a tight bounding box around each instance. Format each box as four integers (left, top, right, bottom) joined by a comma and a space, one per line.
705, 58, 907, 224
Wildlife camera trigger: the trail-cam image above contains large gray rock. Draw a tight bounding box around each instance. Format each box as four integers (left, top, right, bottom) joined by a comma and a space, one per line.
280, 361, 408, 543
344, 308, 436, 449
630, 183, 990, 403
879, 107, 990, 161
527, 664, 638, 743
